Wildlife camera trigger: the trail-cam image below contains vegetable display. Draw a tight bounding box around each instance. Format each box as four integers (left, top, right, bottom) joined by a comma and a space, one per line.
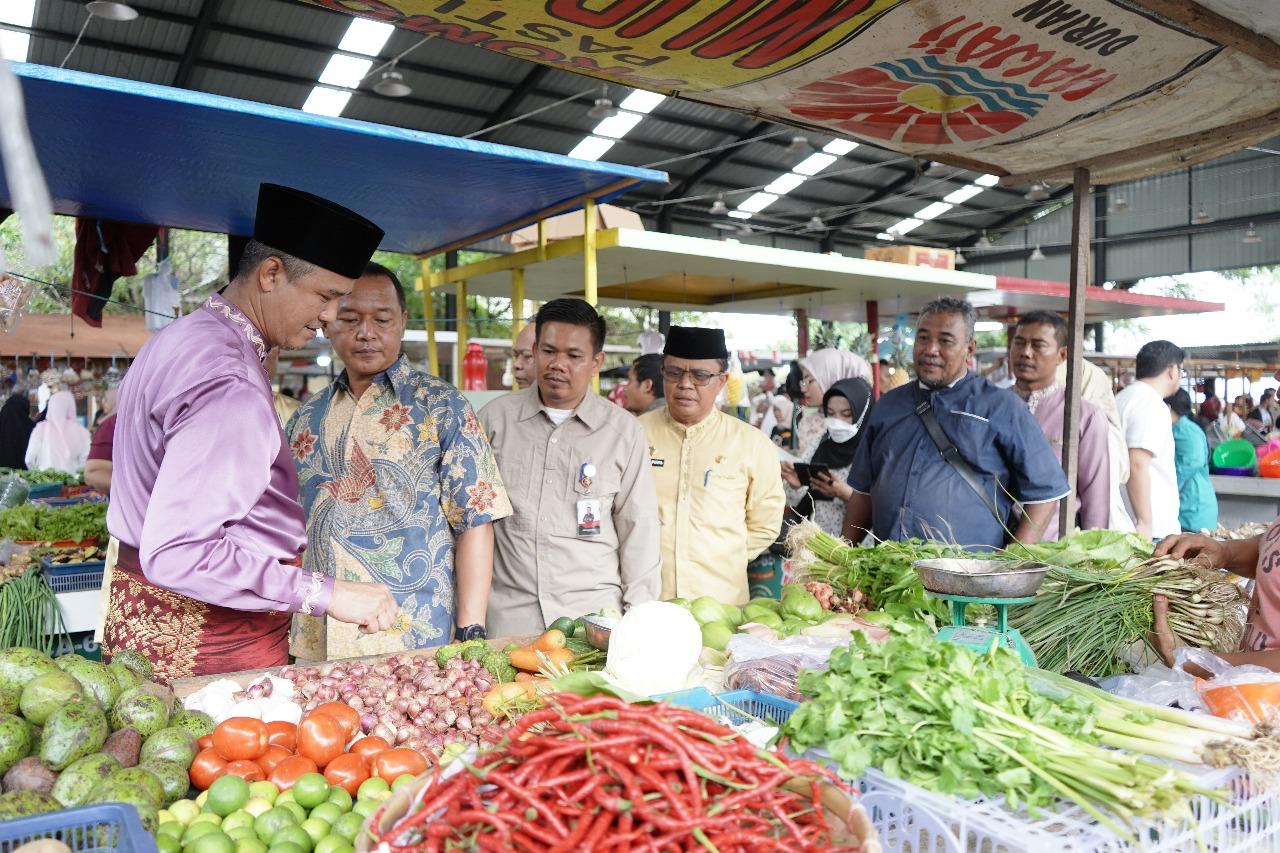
0, 503, 107, 544
783, 626, 1216, 839
373, 693, 867, 851
0, 468, 83, 487
1009, 556, 1248, 676
0, 565, 68, 654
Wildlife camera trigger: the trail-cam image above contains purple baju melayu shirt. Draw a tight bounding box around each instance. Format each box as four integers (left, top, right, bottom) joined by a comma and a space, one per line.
108, 294, 334, 614
1017, 385, 1111, 540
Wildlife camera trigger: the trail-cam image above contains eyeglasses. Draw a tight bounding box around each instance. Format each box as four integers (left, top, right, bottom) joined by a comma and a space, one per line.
661, 366, 724, 387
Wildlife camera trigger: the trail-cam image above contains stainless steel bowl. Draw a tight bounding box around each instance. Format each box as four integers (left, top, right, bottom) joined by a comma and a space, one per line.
912, 558, 1049, 598
581, 615, 617, 651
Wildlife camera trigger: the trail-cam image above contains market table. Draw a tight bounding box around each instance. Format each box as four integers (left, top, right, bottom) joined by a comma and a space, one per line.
1212, 474, 1280, 528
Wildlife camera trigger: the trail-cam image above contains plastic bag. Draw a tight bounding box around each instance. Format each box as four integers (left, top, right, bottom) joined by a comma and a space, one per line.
0, 473, 29, 508
1099, 660, 1204, 712
1180, 647, 1280, 725
724, 653, 828, 702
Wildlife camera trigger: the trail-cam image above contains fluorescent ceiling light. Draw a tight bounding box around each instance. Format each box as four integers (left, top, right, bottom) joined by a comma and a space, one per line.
823, 139, 858, 155
727, 210, 752, 220
0, 31, 30, 62
592, 111, 642, 139
0, 0, 35, 24
914, 202, 953, 221
974, 174, 1000, 187
975, 320, 1004, 333
888, 217, 924, 236
943, 185, 984, 204
792, 152, 838, 176
302, 86, 352, 117
318, 54, 373, 88
875, 232, 894, 241
619, 90, 664, 114
339, 18, 394, 56
567, 135, 615, 162
764, 173, 806, 195
735, 192, 779, 214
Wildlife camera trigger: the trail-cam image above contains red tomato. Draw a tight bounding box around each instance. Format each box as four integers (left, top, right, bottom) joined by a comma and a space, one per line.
222, 759, 265, 782
309, 703, 361, 740
212, 717, 269, 762
197, 735, 214, 751
269, 755, 319, 791
189, 747, 228, 790
266, 721, 297, 751
257, 744, 292, 775
323, 753, 370, 796
371, 748, 428, 784
297, 713, 345, 769
349, 736, 390, 763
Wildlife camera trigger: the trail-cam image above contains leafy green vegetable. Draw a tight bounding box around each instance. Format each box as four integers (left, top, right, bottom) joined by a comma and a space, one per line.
0, 469, 83, 486
1004, 529, 1153, 569
0, 503, 107, 543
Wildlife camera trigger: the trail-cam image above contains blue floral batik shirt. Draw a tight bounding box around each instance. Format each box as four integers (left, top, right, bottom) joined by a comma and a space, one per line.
286, 355, 511, 659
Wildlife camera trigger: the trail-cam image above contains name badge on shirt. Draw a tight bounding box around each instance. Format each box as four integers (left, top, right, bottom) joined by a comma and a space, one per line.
651, 458, 665, 467
576, 498, 602, 537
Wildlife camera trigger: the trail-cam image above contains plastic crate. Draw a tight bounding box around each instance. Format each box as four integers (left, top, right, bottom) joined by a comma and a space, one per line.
34, 494, 106, 508
0, 803, 156, 853
662, 688, 799, 726
26, 483, 63, 500
42, 556, 106, 593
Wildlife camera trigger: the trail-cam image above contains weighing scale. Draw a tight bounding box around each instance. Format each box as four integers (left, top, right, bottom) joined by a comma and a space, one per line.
912, 559, 1049, 666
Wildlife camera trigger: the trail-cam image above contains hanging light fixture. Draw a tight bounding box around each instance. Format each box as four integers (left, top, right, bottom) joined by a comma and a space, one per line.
804, 215, 827, 232
1024, 182, 1050, 202
373, 65, 412, 97
1029, 244, 1047, 261
954, 250, 967, 265
85, 1, 138, 20
1191, 205, 1214, 225
924, 160, 948, 177
1243, 223, 1263, 244
974, 231, 993, 249
587, 86, 618, 121
786, 136, 811, 156
708, 194, 729, 215
736, 222, 754, 236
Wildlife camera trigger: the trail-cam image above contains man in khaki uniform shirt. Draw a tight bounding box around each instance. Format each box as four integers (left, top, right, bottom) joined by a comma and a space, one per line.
640, 327, 785, 605
479, 299, 661, 637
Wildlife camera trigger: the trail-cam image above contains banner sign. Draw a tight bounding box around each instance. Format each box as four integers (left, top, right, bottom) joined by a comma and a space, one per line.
306, 1, 1280, 180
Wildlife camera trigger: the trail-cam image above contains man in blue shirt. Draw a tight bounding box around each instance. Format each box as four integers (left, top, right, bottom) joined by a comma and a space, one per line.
843, 297, 1069, 549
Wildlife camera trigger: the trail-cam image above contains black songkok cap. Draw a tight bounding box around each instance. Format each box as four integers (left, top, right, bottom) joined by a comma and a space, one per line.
664, 326, 729, 360
253, 183, 384, 279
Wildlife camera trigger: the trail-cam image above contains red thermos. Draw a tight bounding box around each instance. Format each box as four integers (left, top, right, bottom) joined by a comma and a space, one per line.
463, 341, 488, 390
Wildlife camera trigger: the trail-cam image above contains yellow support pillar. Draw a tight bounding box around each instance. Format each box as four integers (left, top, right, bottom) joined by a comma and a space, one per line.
583, 199, 599, 393
419, 259, 438, 378
456, 280, 468, 387
511, 267, 525, 346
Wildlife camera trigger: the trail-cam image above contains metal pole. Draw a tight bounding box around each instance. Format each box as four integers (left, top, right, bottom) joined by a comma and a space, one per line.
584, 199, 599, 393
795, 309, 809, 358
1059, 167, 1091, 536
511, 267, 525, 346
456, 280, 468, 387
867, 299, 880, 399
419, 258, 439, 378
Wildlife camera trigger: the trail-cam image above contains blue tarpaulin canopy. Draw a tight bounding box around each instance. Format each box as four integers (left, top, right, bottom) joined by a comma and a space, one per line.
0, 62, 665, 256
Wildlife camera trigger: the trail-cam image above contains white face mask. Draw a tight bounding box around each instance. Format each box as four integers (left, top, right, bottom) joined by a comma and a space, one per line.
824, 417, 858, 443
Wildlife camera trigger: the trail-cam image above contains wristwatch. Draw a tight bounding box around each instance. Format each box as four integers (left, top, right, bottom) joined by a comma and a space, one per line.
455, 624, 487, 641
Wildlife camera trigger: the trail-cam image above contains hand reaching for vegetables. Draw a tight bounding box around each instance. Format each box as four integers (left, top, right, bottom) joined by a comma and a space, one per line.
328, 580, 397, 633
1153, 533, 1230, 565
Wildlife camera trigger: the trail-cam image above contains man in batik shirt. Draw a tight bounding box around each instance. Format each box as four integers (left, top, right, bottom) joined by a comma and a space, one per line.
288, 263, 511, 659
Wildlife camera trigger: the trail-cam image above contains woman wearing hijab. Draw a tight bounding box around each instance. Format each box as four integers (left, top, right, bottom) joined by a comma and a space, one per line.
795, 349, 872, 453
25, 389, 90, 474
0, 393, 34, 469
781, 378, 873, 536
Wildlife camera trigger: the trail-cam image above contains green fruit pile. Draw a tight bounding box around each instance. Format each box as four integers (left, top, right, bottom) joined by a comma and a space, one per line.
156, 771, 415, 853
671, 584, 839, 651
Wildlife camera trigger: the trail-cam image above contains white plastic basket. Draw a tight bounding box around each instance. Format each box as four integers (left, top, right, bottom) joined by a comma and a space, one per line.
849, 763, 1280, 853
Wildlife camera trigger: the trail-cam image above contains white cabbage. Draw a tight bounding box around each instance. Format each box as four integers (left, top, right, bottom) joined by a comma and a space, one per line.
604, 601, 702, 696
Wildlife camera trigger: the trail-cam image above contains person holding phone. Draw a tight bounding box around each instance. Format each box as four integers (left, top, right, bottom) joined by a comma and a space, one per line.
782, 377, 873, 537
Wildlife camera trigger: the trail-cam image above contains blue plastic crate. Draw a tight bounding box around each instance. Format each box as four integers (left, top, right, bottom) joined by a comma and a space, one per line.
0, 803, 156, 853
26, 483, 63, 500
662, 688, 799, 726
42, 556, 106, 593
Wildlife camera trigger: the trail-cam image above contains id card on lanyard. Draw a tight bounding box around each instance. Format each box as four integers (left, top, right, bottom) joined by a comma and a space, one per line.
576, 462, 601, 537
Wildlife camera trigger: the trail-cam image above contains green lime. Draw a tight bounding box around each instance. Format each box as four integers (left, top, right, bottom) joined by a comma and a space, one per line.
272, 825, 314, 853
208, 775, 252, 818
331, 812, 364, 843
191, 814, 224, 828
170, 799, 201, 825
390, 774, 415, 792
323, 787, 352, 813
226, 828, 257, 842
254, 807, 298, 845
157, 835, 181, 853
190, 831, 236, 853
159, 822, 186, 841
248, 781, 279, 804
299, 818, 330, 846
308, 803, 343, 826
222, 810, 256, 836
355, 777, 388, 802
236, 840, 268, 853
244, 798, 274, 819
275, 790, 297, 806
291, 774, 329, 810
267, 844, 304, 853
196, 791, 209, 808
313, 838, 352, 853
182, 823, 220, 847
278, 801, 307, 825
351, 799, 379, 820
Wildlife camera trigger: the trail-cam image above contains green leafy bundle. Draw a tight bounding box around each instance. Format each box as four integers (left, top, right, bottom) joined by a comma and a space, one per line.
786, 521, 959, 625
0, 502, 107, 542
0, 467, 83, 486
1004, 529, 1154, 569
783, 626, 1216, 837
